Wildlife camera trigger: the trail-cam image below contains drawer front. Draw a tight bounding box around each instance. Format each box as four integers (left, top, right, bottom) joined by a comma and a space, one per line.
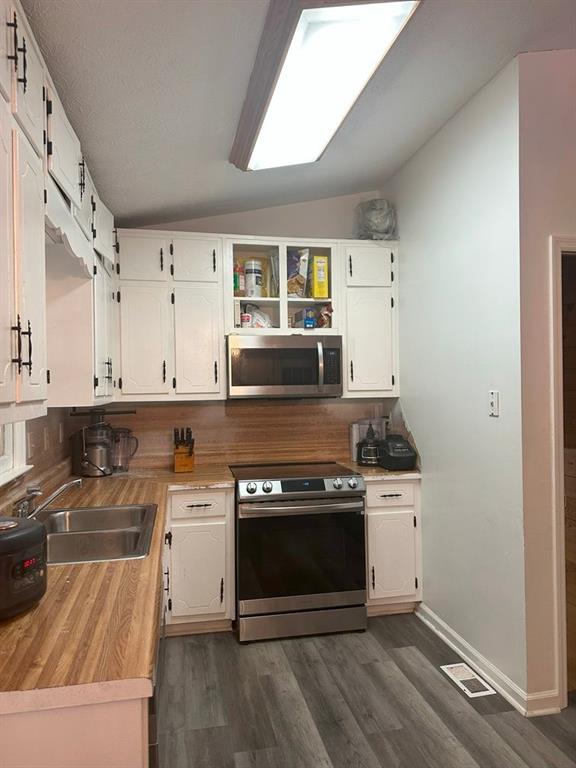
171, 490, 228, 519
367, 482, 415, 508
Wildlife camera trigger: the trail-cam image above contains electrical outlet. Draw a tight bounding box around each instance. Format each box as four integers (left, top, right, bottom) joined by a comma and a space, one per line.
59, 422, 64, 444
43, 427, 49, 451
489, 390, 500, 417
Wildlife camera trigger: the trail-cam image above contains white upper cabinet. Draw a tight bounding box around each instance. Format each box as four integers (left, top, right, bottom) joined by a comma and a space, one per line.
367, 510, 418, 601
93, 261, 111, 399
10, 11, 44, 157
92, 192, 115, 271
0, 96, 14, 405
0, 0, 12, 102
46, 85, 82, 208
119, 284, 172, 395
346, 287, 395, 393
117, 230, 169, 282
174, 285, 221, 395
345, 244, 394, 287
171, 236, 220, 282
13, 123, 47, 402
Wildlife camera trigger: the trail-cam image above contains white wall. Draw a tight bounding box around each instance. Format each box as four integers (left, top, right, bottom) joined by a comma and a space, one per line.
148, 190, 380, 239
518, 50, 576, 700
388, 61, 527, 690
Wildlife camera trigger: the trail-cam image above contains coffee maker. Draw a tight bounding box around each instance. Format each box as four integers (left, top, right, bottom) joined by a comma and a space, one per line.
356, 422, 381, 466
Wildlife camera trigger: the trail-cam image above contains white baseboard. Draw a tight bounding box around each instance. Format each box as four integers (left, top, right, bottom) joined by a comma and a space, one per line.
415, 604, 562, 717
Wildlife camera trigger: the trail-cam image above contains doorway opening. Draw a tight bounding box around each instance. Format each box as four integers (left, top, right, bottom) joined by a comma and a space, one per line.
562, 251, 576, 692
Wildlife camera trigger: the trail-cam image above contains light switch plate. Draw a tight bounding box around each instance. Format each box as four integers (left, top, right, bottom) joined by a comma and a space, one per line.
489, 390, 500, 417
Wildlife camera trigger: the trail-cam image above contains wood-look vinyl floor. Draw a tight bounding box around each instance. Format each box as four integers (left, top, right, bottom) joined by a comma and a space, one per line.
158, 615, 576, 768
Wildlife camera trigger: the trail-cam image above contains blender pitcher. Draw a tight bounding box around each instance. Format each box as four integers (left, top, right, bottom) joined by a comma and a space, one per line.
111, 428, 139, 472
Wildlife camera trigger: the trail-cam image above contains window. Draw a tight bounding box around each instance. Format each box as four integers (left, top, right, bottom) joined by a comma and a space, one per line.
0, 422, 29, 487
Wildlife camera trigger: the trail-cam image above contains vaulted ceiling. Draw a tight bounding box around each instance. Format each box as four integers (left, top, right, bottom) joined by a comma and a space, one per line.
22, 0, 576, 226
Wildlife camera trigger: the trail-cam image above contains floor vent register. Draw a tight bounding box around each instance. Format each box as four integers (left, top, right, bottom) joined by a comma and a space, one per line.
440, 663, 496, 698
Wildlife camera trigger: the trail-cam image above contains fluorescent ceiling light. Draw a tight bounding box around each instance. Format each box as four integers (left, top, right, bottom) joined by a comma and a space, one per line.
246, 1, 419, 171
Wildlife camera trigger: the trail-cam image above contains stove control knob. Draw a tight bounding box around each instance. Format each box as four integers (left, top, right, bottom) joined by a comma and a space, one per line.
246, 482, 257, 494
262, 481, 273, 493
333, 478, 343, 490
347, 477, 359, 489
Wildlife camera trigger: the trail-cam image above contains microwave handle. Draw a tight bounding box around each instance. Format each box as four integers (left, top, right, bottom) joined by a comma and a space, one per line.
317, 341, 324, 387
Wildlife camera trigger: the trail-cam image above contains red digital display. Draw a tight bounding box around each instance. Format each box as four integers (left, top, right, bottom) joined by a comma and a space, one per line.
22, 557, 38, 570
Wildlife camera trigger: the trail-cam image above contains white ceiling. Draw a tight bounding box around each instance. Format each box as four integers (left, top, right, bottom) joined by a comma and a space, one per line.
22, 0, 576, 226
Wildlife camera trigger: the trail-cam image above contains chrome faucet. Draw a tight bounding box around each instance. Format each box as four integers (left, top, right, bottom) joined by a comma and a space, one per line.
13, 478, 83, 519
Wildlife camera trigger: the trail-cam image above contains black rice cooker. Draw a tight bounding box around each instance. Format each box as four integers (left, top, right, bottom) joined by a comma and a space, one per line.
0, 516, 47, 620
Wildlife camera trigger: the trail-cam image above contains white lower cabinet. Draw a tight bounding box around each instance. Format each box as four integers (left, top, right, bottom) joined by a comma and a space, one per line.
365, 479, 421, 608
166, 489, 234, 625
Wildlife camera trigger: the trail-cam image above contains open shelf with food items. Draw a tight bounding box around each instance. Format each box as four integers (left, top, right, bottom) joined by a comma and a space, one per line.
225, 239, 339, 334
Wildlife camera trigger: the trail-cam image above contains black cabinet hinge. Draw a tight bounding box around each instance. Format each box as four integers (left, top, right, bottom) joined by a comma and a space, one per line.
414, 515, 417, 528
116, 290, 121, 303
92, 227, 97, 240
43, 129, 46, 146
391, 252, 394, 264
91, 197, 96, 213
391, 296, 394, 308
119, 377, 123, 389
160, 248, 164, 271
213, 249, 216, 272
162, 360, 166, 383
46, 369, 50, 384
172, 377, 176, 389
171, 292, 174, 305
391, 271, 394, 282
350, 361, 354, 382
164, 531, 172, 548
371, 566, 375, 591
116, 262, 120, 275
46, 140, 53, 156
220, 577, 224, 603
42, 86, 46, 102
43, 188, 47, 204
46, 98, 52, 116
214, 361, 218, 383
93, 375, 98, 389
392, 374, 395, 386
113, 229, 119, 253
93, 264, 97, 275
415, 577, 419, 590
169, 242, 174, 256
170, 263, 174, 276
168, 598, 172, 611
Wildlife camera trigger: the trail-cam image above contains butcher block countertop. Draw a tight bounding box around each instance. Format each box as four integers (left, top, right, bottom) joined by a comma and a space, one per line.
0, 476, 170, 711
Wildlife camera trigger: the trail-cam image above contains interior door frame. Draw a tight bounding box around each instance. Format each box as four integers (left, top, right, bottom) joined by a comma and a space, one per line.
549, 234, 575, 709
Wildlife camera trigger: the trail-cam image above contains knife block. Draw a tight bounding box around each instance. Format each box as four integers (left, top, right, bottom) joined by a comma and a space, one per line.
173, 446, 195, 473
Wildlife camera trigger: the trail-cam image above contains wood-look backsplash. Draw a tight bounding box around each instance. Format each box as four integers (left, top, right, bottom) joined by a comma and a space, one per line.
112, 399, 390, 469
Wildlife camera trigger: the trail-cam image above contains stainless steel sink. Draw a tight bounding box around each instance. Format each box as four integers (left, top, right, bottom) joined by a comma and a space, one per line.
37, 504, 157, 565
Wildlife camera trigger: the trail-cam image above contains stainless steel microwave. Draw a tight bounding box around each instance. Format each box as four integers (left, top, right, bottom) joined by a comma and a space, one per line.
227, 335, 343, 399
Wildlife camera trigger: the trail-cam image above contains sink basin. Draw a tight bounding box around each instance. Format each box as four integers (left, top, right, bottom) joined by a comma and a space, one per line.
38, 504, 157, 565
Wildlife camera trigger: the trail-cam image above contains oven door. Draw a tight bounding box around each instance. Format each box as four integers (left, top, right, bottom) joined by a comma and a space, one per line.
227, 335, 342, 398
237, 496, 366, 616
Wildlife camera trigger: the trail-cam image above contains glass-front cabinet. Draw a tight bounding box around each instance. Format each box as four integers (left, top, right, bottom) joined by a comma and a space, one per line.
224, 238, 339, 334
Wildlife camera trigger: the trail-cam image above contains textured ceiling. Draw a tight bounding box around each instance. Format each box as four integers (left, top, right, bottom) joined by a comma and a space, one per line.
22, 0, 576, 226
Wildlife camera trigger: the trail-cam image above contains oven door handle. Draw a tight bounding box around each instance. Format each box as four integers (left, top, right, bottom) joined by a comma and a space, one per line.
238, 500, 364, 518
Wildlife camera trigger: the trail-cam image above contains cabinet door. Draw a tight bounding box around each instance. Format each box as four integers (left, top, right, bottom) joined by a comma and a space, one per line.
346, 287, 394, 392
46, 87, 82, 208
174, 285, 221, 395
0, 0, 12, 102
170, 520, 226, 617
117, 232, 168, 282
14, 125, 46, 402
0, 96, 14, 405
74, 162, 93, 240
367, 510, 417, 600
345, 245, 393, 287
119, 285, 171, 395
93, 194, 115, 270
93, 263, 109, 398
172, 237, 219, 282
11, 16, 44, 157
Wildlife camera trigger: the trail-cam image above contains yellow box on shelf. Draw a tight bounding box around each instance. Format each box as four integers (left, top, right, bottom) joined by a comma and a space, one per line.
310, 254, 329, 299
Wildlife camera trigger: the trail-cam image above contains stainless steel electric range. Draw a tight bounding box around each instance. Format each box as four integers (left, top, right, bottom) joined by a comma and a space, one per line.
231, 462, 367, 642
